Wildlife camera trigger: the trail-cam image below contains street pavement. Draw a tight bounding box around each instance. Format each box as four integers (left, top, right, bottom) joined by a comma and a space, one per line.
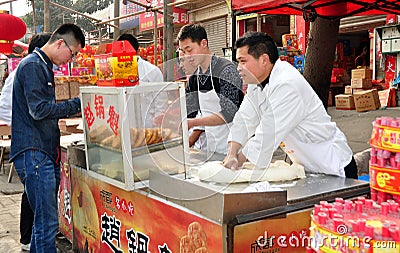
0, 106, 399, 252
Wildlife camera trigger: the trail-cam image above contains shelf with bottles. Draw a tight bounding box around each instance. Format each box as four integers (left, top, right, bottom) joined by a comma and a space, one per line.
308, 197, 400, 253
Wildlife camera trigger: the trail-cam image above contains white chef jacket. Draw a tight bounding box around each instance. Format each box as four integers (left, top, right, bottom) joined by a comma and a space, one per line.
0, 69, 15, 126
228, 59, 352, 177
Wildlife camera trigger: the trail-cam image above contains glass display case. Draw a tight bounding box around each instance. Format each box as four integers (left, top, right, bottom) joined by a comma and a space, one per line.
80, 82, 189, 190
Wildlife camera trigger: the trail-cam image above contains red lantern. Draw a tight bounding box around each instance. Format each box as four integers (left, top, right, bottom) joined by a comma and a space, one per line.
0, 10, 27, 54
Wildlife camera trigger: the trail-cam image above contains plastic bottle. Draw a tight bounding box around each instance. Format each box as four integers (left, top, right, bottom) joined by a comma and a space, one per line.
317, 212, 328, 225
381, 150, 391, 167
355, 200, 363, 214
371, 189, 377, 201
335, 197, 344, 204
390, 154, 396, 169
396, 153, 400, 170
381, 202, 389, 216
370, 147, 378, 165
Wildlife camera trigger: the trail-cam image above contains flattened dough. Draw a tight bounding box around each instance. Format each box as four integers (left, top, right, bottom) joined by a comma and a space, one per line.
198, 160, 305, 183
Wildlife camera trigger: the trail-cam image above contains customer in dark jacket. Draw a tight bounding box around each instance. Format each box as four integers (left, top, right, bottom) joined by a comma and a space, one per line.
10, 23, 85, 253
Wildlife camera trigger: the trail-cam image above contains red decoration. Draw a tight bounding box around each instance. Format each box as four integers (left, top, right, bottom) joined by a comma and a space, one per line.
0, 11, 27, 54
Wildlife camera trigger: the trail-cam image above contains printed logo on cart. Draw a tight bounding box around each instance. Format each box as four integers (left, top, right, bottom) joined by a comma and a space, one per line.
99, 190, 134, 216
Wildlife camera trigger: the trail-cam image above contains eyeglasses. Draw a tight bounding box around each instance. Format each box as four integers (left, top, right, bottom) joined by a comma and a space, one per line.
60, 38, 78, 61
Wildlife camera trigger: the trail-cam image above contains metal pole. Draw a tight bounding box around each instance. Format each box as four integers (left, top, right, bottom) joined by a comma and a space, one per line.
43, 0, 50, 32
153, 10, 157, 66
163, 0, 174, 81
98, 26, 102, 43
31, 0, 37, 35
113, 0, 120, 39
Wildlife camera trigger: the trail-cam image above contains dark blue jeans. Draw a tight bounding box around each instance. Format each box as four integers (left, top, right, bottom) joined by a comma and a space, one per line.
14, 149, 60, 253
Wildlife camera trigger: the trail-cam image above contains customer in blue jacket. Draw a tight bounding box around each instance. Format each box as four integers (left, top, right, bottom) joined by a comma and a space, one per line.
0, 32, 52, 252
10, 23, 85, 253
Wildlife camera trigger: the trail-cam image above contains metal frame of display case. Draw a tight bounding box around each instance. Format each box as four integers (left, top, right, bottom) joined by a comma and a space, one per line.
80, 82, 189, 191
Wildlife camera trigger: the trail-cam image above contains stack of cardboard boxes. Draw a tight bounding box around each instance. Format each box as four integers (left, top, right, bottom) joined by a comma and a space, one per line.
335, 68, 381, 112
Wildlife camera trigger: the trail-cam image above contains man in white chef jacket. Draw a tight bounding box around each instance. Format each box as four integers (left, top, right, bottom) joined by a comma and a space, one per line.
223, 31, 358, 178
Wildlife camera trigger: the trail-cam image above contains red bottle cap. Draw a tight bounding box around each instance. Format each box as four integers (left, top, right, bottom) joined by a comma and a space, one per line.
355, 201, 363, 213
344, 200, 353, 211
328, 208, 338, 219
390, 157, 396, 168
319, 207, 329, 215
357, 196, 366, 204
320, 201, 328, 207
382, 223, 391, 238
333, 218, 344, 233
389, 202, 399, 212
335, 198, 344, 204
314, 204, 322, 215
333, 202, 343, 212
365, 199, 374, 209
349, 219, 359, 233
333, 213, 343, 219
381, 202, 389, 215
318, 212, 328, 225
375, 118, 382, 126
365, 225, 374, 238
389, 227, 400, 241
358, 219, 366, 231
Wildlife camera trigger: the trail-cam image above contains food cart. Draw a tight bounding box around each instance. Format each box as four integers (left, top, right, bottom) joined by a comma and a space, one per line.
57, 82, 370, 253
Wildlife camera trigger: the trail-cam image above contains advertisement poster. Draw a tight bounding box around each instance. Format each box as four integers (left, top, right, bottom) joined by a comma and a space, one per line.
71, 166, 223, 252
58, 148, 73, 242
233, 210, 312, 253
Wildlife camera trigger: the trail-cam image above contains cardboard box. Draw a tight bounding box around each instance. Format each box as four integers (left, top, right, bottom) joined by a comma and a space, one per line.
351, 78, 372, 89
94, 41, 139, 86
353, 89, 381, 112
351, 68, 373, 79
352, 88, 371, 94
55, 83, 70, 101
335, 94, 355, 110
378, 89, 390, 108
344, 85, 352, 94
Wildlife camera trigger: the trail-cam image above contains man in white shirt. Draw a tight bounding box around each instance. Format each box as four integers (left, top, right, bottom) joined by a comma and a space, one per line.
117, 34, 165, 127
223, 31, 357, 178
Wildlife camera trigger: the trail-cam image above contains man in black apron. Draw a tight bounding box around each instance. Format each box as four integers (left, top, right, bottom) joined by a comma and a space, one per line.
177, 23, 244, 155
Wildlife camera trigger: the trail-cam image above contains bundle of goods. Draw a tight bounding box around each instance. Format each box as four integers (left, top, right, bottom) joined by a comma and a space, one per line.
370, 117, 400, 204
72, 45, 96, 77
308, 197, 400, 252
146, 44, 163, 66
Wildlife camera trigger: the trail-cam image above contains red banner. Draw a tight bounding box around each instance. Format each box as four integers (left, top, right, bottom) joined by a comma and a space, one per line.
139, 0, 189, 31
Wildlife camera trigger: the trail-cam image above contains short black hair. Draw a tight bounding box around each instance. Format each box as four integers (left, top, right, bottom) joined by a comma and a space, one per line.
50, 23, 85, 48
177, 23, 208, 46
117, 33, 139, 52
28, 32, 51, 54
235, 31, 279, 64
